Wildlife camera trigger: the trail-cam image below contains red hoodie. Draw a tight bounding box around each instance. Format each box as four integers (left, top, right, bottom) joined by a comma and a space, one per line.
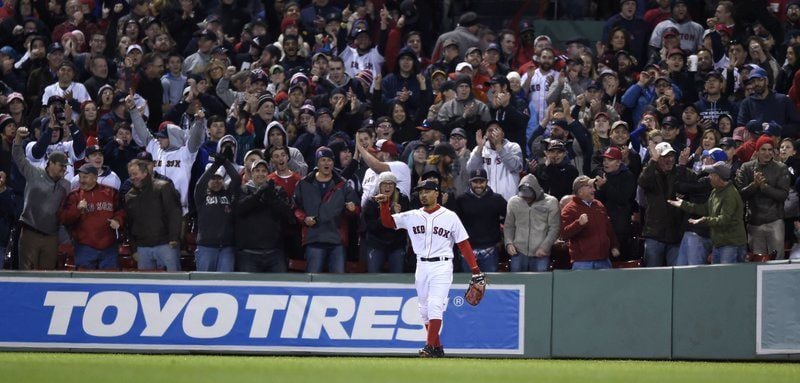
58, 184, 125, 250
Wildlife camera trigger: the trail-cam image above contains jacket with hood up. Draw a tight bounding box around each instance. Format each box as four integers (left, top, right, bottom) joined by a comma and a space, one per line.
381, 48, 430, 117
504, 175, 560, 257
131, 108, 204, 213
265, 121, 308, 176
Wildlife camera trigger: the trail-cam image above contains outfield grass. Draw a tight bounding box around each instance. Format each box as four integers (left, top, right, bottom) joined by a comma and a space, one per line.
1, 352, 798, 383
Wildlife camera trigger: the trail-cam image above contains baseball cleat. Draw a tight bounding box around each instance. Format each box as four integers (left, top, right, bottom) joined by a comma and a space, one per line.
419, 345, 445, 358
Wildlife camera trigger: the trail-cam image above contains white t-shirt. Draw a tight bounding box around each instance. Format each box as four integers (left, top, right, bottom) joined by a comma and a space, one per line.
70, 169, 121, 190
25, 140, 84, 181
392, 206, 468, 259
361, 161, 411, 207
521, 68, 558, 123
340, 46, 384, 81
147, 140, 198, 213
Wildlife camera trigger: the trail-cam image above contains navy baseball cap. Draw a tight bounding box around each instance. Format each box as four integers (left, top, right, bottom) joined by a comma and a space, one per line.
415, 180, 440, 192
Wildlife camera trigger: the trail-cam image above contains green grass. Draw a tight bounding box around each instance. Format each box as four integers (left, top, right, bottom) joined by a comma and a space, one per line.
1, 352, 798, 383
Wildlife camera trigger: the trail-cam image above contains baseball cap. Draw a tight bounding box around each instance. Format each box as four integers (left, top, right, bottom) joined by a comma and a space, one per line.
85, 145, 102, 156
443, 38, 459, 49
469, 168, 487, 181
456, 62, 473, 72
719, 137, 737, 148
126, 44, 143, 55
764, 121, 782, 137
250, 159, 269, 171
450, 128, 467, 139
7, 92, 24, 104
611, 120, 629, 132
485, 43, 501, 53
667, 48, 686, 57
47, 43, 64, 54
702, 161, 732, 180
705, 71, 724, 81
732, 126, 747, 142
546, 139, 566, 151
77, 163, 99, 176
663, 27, 679, 39
465, 46, 482, 57
519, 19, 535, 33
430, 69, 447, 79
702, 147, 729, 162
47, 95, 65, 106
602, 146, 623, 161
655, 142, 676, 157
415, 180, 440, 192
375, 139, 398, 157
746, 66, 768, 83
315, 107, 332, 119
486, 74, 510, 88
136, 151, 154, 162
746, 119, 765, 135
661, 116, 680, 128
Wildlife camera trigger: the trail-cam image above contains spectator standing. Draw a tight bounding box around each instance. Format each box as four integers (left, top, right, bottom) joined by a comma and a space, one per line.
294, 147, 360, 273
561, 176, 620, 270
735, 136, 791, 258
362, 172, 410, 273
638, 142, 697, 267
593, 147, 638, 261
124, 159, 183, 271
357, 139, 412, 207
234, 159, 295, 272
466, 121, 523, 201
194, 154, 241, 272
130, 96, 204, 214
13, 127, 69, 270
58, 164, 124, 270
532, 139, 579, 201
504, 174, 560, 272
455, 169, 507, 272
737, 66, 800, 138
0, 171, 16, 270
669, 161, 748, 264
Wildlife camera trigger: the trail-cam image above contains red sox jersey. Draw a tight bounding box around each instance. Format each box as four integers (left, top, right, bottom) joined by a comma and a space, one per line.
392, 206, 469, 260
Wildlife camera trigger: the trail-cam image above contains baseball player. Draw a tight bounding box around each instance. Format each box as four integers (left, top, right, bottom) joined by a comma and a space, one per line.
376, 180, 484, 358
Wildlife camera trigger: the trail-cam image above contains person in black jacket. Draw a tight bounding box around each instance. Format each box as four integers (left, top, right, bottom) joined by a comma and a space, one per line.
194, 152, 241, 272
454, 169, 507, 272
532, 139, 579, 201
362, 172, 410, 273
594, 147, 638, 261
234, 159, 294, 272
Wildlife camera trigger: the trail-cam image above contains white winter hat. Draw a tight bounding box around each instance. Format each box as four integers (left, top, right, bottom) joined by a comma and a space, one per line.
377, 171, 397, 185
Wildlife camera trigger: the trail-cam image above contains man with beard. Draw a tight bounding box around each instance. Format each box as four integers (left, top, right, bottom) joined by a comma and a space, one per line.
650, 0, 704, 54
735, 136, 791, 259
455, 169, 507, 272
279, 35, 308, 73
531, 139, 578, 201
738, 66, 800, 138
340, 27, 383, 82
522, 48, 558, 124
695, 71, 738, 124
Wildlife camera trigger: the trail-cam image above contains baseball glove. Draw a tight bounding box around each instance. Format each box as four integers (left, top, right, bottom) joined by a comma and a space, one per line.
464, 273, 486, 306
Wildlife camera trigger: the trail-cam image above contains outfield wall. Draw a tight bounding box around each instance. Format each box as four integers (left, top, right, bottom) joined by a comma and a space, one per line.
0, 263, 799, 360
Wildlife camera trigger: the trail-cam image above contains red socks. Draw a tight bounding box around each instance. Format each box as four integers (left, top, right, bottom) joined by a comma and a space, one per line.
427, 319, 442, 347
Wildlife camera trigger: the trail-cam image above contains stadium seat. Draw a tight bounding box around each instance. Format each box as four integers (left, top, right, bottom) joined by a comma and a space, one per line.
612, 259, 642, 268
746, 253, 773, 263
57, 243, 75, 271
288, 259, 307, 272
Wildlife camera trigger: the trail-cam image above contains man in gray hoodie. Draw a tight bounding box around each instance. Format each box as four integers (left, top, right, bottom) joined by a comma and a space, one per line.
13, 127, 70, 270
504, 174, 560, 272
265, 120, 308, 176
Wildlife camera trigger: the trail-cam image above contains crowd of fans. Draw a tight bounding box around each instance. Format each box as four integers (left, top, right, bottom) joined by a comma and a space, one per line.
1, 0, 800, 273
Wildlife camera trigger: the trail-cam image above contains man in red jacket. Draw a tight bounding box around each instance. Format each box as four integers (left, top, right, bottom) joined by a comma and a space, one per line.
58, 164, 125, 270
560, 176, 620, 270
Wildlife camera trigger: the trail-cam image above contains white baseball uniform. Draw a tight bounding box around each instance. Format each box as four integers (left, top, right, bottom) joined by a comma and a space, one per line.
391, 206, 469, 322
521, 68, 558, 123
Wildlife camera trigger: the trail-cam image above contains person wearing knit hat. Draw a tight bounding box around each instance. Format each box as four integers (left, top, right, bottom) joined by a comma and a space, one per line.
294, 145, 360, 273
735, 130, 791, 259
356, 137, 412, 208
362, 171, 411, 273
